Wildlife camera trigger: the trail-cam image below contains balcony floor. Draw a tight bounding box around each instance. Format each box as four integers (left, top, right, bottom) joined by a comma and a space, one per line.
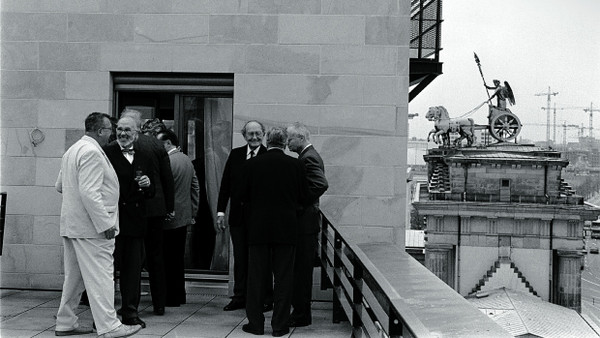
0, 289, 351, 337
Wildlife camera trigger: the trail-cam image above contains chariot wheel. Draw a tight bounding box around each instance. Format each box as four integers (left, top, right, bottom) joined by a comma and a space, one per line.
489, 112, 521, 142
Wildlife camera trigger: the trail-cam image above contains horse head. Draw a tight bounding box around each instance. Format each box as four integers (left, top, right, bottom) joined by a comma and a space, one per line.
426, 106, 448, 121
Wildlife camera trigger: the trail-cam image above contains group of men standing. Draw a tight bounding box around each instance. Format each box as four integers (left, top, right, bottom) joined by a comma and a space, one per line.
53, 112, 327, 338
217, 121, 328, 337
54, 110, 198, 337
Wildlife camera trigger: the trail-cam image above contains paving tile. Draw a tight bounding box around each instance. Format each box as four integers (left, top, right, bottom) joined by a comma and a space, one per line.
134, 320, 178, 336
0, 329, 41, 337
163, 322, 236, 338
1, 304, 33, 320
0, 289, 20, 298
1, 308, 58, 330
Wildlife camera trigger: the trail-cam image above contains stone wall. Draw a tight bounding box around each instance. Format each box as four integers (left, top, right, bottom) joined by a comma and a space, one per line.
1, 0, 410, 288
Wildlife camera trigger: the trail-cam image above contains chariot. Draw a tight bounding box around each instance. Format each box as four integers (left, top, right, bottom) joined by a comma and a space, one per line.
426, 104, 522, 148
426, 53, 523, 148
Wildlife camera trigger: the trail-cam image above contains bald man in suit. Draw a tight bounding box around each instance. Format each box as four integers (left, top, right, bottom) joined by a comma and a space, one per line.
286, 122, 328, 327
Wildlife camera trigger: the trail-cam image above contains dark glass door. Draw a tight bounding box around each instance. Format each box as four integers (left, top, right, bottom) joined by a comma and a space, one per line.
115, 91, 233, 274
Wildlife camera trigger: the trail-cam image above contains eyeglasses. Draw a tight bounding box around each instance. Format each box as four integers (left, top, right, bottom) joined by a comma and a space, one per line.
116, 127, 137, 134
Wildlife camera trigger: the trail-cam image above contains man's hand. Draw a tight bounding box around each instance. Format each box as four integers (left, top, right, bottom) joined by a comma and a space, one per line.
104, 227, 117, 239
215, 215, 226, 232
165, 211, 175, 221
136, 175, 151, 188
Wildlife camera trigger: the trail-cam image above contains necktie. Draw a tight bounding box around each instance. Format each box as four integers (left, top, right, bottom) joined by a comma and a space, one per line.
122, 147, 135, 155
250, 150, 255, 158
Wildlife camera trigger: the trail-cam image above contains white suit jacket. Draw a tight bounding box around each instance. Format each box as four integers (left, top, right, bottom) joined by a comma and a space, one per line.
56, 135, 120, 238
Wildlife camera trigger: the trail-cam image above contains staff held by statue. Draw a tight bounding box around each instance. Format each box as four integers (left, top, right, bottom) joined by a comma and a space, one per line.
474, 52, 491, 102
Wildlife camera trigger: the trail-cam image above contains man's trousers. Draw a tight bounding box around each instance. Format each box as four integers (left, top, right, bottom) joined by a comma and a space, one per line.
290, 233, 318, 323
229, 226, 248, 301
246, 244, 295, 332
144, 216, 166, 310
56, 237, 121, 335
115, 235, 144, 320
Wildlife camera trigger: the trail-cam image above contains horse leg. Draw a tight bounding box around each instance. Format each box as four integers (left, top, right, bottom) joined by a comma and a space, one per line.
427, 130, 435, 142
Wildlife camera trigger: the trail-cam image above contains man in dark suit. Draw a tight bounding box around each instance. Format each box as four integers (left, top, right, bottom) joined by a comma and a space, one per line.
216, 120, 267, 311
241, 127, 308, 337
122, 110, 175, 315
104, 116, 156, 329
286, 122, 329, 327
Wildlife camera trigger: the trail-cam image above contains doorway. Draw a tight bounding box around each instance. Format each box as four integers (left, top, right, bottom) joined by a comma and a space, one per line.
113, 73, 234, 276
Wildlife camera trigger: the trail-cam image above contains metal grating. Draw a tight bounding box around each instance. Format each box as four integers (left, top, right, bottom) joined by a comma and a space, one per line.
410, 0, 443, 59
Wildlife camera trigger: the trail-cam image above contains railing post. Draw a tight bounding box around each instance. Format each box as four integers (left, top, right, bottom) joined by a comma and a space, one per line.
0, 192, 7, 256
320, 214, 332, 290
352, 259, 363, 334
388, 308, 403, 338
332, 232, 344, 323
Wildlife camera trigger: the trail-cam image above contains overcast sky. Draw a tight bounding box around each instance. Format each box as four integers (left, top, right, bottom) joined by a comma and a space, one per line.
408, 0, 600, 144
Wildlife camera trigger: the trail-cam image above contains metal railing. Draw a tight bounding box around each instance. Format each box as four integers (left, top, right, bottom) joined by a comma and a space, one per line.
319, 213, 430, 338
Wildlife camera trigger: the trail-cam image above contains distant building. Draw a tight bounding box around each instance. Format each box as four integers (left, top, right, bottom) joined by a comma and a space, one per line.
413, 143, 600, 312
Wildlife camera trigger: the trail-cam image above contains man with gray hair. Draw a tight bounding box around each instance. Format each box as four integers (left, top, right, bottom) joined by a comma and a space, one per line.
286, 122, 328, 327
240, 127, 308, 337
104, 116, 156, 329
120, 109, 174, 314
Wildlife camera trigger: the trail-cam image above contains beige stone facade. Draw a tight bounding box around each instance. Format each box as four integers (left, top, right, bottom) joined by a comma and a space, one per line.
0, 1, 410, 289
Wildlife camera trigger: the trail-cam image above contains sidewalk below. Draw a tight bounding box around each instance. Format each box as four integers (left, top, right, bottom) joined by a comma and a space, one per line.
0, 289, 351, 337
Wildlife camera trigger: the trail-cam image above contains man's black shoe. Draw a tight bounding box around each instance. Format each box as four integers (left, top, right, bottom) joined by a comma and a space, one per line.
153, 307, 165, 315
223, 299, 245, 311
242, 323, 264, 335
122, 317, 146, 329
262, 303, 273, 312
287, 319, 311, 327
272, 328, 289, 337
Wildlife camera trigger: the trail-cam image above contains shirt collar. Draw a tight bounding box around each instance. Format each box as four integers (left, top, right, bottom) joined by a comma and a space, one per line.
119, 144, 133, 151
247, 145, 260, 156
300, 144, 312, 154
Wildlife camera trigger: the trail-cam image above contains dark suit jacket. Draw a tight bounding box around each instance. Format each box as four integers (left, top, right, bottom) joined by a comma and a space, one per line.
104, 142, 156, 237
217, 144, 267, 227
298, 145, 328, 234
241, 148, 307, 245
135, 134, 175, 217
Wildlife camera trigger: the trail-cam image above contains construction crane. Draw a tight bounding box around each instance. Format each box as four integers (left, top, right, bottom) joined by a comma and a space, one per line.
535, 87, 559, 143
578, 124, 588, 138
541, 104, 566, 143
561, 121, 579, 146
583, 102, 600, 138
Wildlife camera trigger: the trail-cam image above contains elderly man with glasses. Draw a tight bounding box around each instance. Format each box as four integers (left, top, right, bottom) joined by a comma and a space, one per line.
104, 116, 156, 330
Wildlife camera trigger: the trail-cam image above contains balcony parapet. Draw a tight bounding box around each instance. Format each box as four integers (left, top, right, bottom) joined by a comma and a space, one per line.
319, 212, 511, 337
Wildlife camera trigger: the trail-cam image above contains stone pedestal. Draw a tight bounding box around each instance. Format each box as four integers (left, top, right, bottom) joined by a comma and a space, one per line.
556, 250, 583, 312
425, 244, 454, 288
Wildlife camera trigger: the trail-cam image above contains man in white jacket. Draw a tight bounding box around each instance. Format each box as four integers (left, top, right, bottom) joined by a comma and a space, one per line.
55, 112, 141, 338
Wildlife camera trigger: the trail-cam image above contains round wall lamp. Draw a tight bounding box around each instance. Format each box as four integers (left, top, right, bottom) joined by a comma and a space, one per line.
30, 128, 45, 147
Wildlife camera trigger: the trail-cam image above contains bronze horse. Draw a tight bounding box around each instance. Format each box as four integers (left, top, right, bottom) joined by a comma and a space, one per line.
426, 106, 475, 147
